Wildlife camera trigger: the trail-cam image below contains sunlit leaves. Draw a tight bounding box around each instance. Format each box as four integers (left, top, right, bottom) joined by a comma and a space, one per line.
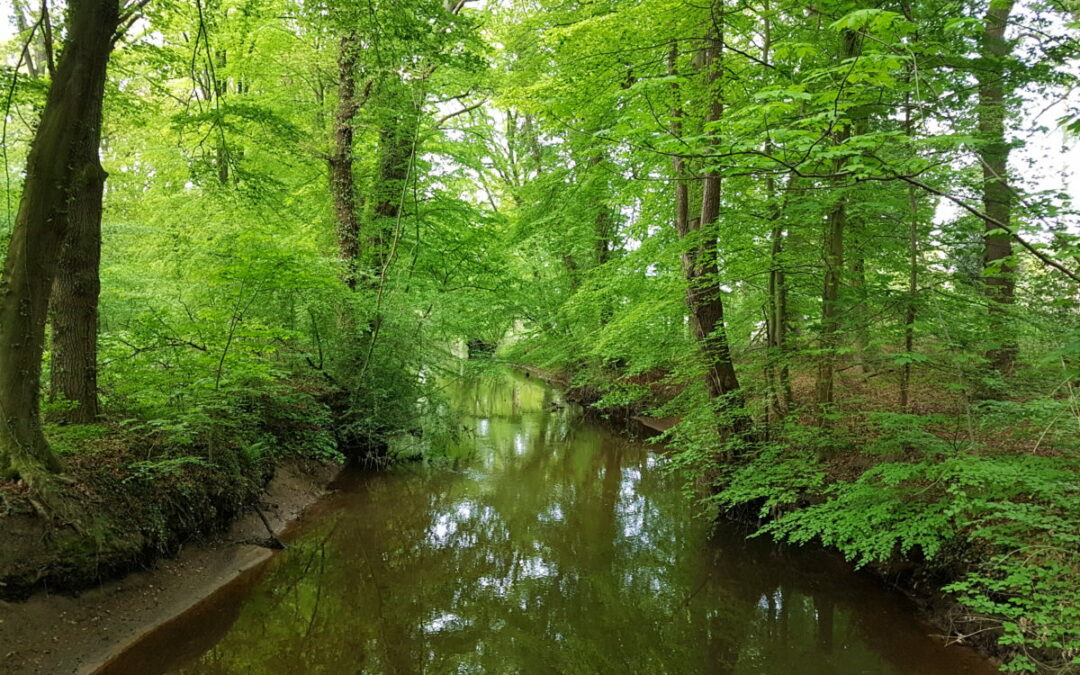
830, 9, 915, 39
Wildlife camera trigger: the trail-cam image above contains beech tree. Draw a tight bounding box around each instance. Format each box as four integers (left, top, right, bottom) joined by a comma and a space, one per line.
977, 0, 1018, 376
0, 0, 122, 480
668, 27, 744, 424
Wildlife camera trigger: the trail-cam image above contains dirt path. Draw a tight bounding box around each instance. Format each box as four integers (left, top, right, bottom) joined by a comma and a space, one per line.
0, 461, 342, 675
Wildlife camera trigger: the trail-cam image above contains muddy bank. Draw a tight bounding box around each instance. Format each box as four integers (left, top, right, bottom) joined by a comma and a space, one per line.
0, 380, 360, 601
0, 460, 342, 675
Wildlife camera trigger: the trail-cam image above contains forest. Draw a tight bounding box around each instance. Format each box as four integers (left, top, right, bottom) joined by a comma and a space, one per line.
0, 0, 1078, 672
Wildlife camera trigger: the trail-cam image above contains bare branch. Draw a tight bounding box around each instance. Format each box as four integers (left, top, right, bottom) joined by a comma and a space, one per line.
435, 100, 486, 128
896, 175, 1080, 285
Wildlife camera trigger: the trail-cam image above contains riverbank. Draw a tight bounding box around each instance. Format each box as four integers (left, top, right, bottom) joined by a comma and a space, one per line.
0, 383, 348, 600
0, 378, 357, 672
0, 460, 342, 674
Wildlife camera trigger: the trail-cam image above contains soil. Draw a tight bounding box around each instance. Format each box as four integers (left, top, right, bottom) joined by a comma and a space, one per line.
631, 415, 680, 432
0, 460, 342, 675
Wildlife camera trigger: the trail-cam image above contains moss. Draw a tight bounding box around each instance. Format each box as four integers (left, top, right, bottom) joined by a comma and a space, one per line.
0, 384, 344, 601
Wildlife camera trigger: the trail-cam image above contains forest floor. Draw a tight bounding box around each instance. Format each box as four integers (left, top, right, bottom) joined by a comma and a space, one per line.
0, 460, 341, 675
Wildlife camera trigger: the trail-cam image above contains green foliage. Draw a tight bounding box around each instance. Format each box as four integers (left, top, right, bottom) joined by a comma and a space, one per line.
45, 424, 111, 457
707, 420, 1080, 670
757, 460, 960, 564
709, 443, 827, 518
0, 0, 1078, 668
124, 456, 213, 484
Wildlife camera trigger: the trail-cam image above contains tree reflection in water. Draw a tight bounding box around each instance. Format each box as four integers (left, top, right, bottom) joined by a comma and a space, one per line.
112, 371, 994, 675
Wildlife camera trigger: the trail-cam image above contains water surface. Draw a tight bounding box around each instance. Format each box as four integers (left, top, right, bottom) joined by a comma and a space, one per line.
101, 370, 994, 674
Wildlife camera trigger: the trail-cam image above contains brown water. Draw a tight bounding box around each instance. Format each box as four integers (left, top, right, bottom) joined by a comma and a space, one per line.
100, 370, 995, 675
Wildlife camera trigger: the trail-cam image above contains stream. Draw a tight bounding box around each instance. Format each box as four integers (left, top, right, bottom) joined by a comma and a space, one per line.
98, 369, 994, 674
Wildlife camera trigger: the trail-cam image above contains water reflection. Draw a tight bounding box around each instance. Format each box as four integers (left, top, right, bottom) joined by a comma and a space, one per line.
101, 370, 993, 675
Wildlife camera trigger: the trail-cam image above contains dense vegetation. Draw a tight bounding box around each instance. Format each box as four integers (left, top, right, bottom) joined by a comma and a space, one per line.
0, 0, 1078, 671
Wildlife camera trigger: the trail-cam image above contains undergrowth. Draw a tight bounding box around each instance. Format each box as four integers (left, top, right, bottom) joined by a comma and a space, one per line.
691, 401, 1080, 673
507, 332, 1080, 672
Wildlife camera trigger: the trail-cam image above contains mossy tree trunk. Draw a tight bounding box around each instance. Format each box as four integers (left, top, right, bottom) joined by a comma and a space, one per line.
0, 0, 120, 480
370, 78, 418, 282
329, 32, 362, 291
49, 157, 106, 424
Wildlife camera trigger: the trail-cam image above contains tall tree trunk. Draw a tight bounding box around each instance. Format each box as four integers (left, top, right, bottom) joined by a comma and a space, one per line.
813, 27, 861, 419
669, 20, 744, 423
27, 0, 108, 425
899, 53, 919, 409
767, 220, 792, 417
0, 0, 119, 480
49, 159, 106, 424
763, 10, 791, 420
359, 79, 417, 348
900, 183, 919, 409
329, 33, 361, 291
358, 0, 466, 290
814, 198, 846, 414
370, 79, 417, 281
978, 0, 1017, 375
898, 0, 920, 410
696, 20, 743, 405
848, 122, 872, 376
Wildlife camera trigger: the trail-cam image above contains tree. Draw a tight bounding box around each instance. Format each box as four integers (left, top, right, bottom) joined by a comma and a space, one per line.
329, 32, 363, 291
813, 24, 863, 419
48, 139, 106, 424
669, 11, 744, 427
976, 0, 1017, 376
0, 0, 121, 480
